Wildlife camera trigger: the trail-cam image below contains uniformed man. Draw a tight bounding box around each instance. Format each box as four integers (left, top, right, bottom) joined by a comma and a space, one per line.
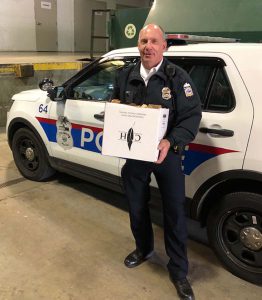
112, 24, 202, 300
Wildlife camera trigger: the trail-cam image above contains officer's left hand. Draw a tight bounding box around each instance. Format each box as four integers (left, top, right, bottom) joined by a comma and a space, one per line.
155, 139, 170, 164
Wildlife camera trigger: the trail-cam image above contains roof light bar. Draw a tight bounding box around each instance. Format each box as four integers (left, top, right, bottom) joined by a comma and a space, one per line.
166, 33, 240, 43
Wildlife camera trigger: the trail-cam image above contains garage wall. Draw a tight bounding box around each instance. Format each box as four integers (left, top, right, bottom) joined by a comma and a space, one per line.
0, 0, 36, 51
74, 0, 107, 52
57, 0, 74, 52
0, 0, 150, 52
100, 0, 150, 7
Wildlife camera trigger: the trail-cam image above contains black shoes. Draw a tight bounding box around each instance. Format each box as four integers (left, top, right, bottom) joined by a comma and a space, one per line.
124, 250, 195, 300
124, 249, 153, 268
171, 277, 195, 300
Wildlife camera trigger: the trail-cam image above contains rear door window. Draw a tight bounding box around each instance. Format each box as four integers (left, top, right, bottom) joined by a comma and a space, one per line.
170, 57, 235, 112
188, 65, 214, 106
207, 68, 235, 112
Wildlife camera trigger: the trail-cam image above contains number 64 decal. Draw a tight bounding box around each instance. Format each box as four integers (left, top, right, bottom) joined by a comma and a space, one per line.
39, 104, 48, 113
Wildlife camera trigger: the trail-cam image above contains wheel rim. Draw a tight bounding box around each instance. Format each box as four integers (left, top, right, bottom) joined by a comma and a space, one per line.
17, 137, 39, 171
218, 209, 262, 272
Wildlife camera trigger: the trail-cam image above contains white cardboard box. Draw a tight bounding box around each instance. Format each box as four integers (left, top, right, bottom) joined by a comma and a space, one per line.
102, 103, 169, 162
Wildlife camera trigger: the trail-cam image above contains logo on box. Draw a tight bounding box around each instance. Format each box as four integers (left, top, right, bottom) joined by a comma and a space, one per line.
119, 124, 142, 150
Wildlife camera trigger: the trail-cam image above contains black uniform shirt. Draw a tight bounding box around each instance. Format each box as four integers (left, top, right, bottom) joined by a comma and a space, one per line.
112, 58, 202, 150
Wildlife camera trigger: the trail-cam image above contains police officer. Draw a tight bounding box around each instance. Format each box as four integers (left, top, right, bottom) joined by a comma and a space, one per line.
112, 24, 202, 300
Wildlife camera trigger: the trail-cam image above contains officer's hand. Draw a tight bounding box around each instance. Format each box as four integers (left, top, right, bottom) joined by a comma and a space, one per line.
155, 139, 170, 164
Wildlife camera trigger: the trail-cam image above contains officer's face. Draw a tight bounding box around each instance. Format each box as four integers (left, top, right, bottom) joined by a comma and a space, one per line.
138, 24, 167, 70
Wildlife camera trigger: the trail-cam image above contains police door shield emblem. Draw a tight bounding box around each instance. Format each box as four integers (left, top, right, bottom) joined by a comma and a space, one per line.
56, 116, 73, 150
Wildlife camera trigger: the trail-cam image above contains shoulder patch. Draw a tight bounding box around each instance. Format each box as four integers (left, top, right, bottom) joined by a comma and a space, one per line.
183, 82, 194, 97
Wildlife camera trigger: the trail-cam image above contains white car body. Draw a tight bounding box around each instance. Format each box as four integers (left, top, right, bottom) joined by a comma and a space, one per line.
6, 43, 262, 284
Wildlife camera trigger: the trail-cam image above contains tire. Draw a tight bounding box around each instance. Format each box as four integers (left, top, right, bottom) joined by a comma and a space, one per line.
12, 128, 55, 181
207, 192, 262, 284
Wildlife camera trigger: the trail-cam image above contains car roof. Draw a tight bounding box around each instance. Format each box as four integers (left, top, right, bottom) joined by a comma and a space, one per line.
104, 43, 262, 60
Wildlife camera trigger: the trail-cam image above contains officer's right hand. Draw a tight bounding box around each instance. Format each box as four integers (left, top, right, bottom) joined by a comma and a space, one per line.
155, 139, 170, 164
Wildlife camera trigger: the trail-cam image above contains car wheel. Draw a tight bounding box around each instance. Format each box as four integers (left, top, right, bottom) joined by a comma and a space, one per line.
207, 192, 262, 284
12, 128, 55, 181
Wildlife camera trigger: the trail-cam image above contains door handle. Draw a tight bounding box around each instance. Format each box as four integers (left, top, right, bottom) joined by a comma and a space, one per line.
94, 112, 104, 121
199, 127, 234, 137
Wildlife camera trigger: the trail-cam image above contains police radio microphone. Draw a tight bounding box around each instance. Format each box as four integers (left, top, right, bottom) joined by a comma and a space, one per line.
165, 64, 176, 117
165, 64, 176, 78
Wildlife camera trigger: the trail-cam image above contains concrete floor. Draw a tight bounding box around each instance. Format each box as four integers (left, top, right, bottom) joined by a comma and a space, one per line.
0, 127, 261, 300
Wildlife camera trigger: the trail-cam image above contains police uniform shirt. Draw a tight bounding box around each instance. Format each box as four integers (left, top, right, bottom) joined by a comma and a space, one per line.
140, 59, 163, 86
112, 58, 202, 150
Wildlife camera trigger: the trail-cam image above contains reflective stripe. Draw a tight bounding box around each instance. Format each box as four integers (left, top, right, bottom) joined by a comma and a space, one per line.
36, 117, 239, 175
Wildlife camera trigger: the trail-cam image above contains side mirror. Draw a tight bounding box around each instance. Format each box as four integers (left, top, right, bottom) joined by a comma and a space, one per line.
39, 78, 54, 91
47, 86, 66, 102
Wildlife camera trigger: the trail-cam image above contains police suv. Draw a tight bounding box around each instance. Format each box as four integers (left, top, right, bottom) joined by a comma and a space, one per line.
6, 42, 262, 284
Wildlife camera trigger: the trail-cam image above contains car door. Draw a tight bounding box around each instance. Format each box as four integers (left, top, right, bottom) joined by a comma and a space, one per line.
119, 54, 253, 199
48, 58, 130, 177
173, 54, 253, 199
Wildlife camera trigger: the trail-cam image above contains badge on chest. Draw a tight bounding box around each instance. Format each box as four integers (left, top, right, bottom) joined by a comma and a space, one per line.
162, 87, 172, 100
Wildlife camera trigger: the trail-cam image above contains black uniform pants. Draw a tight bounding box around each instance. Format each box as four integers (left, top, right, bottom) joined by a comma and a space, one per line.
122, 150, 188, 280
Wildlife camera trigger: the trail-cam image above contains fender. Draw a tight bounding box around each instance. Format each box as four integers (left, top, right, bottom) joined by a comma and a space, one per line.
191, 169, 262, 221
7, 117, 53, 157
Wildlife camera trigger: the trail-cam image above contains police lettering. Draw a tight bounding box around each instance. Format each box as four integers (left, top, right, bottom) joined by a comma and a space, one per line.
81, 127, 102, 151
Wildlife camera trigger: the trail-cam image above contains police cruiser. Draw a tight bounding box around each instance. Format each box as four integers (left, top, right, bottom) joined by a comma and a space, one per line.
6, 42, 262, 284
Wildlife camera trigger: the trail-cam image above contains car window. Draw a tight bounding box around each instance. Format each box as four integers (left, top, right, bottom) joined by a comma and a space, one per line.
170, 57, 234, 112
72, 59, 137, 101
69, 56, 234, 112
206, 68, 235, 112
188, 65, 214, 106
